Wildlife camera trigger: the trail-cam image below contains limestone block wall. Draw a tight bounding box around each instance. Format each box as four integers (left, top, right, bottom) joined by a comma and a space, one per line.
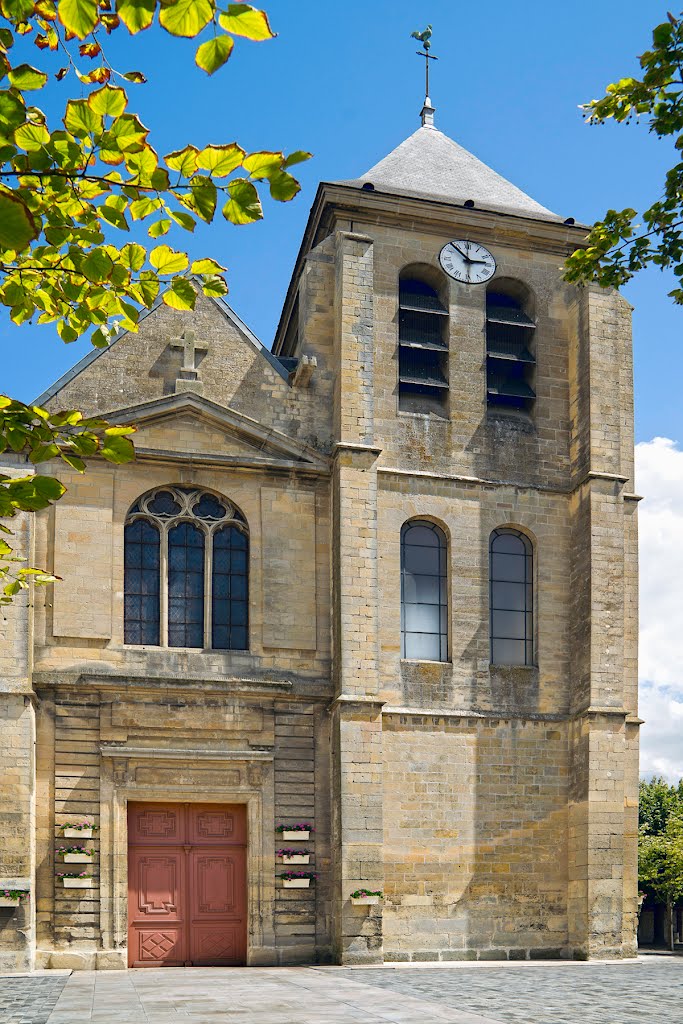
382, 714, 568, 961
0, 508, 35, 973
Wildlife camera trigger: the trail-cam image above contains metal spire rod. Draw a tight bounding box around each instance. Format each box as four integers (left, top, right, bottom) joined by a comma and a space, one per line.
411, 24, 438, 103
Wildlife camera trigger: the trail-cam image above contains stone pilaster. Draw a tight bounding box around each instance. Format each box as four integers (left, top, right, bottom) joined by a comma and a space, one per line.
330, 229, 385, 963
566, 286, 639, 959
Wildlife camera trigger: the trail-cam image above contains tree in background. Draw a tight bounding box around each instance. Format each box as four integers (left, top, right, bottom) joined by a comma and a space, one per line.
0, 0, 309, 600
638, 777, 683, 949
565, 11, 683, 304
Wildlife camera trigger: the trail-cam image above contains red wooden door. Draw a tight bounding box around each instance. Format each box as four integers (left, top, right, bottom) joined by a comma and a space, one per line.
127, 802, 247, 968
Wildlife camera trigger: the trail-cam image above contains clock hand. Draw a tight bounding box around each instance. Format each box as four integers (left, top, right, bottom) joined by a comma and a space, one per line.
450, 243, 471, 261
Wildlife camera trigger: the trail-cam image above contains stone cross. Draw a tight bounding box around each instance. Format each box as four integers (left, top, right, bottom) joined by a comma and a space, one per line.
170, 330, 208, 394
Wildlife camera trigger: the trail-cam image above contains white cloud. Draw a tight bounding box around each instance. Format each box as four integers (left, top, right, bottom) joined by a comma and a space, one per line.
635, 437, 683, 782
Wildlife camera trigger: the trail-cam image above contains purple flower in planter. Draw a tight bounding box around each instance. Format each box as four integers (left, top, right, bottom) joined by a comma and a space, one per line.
275, 823, 314, 832
279, 871, 317, 880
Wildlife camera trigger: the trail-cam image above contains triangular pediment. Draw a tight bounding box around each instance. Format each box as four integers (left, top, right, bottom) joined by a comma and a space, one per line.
104, 392, 328, 472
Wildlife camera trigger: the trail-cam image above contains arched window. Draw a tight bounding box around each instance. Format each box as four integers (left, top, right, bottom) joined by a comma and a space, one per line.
486, 281, 536, 413
124, 486, 249, 650
398, 270, 449, 416
401, 520, 448, 661
489, 528, 533, 665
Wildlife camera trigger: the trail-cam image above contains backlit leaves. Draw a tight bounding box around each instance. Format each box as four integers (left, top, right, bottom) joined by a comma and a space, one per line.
218, 4, 274, 41
195, 34, 233, 74
0, 0, 312, 601
565, 11, 683, 304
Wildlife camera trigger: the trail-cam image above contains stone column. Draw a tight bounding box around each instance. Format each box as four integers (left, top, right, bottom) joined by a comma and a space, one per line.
330, 231, 385, 963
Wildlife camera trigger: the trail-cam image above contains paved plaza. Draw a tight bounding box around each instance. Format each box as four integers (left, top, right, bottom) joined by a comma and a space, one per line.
0, 958, 681, 1024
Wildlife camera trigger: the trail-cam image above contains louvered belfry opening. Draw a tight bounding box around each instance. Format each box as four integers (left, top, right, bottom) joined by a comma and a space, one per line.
486, 286, 536, 414
398, 274, 449, 416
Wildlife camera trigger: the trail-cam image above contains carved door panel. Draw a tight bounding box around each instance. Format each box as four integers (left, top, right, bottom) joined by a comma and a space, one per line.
127, 802, 247, 968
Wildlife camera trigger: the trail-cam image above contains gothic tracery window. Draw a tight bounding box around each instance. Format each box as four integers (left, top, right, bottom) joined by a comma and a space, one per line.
124, 486, 248, 650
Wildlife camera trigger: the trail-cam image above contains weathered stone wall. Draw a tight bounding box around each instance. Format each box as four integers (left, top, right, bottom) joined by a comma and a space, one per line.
0, 507, 35, 972
382, 714, 568, 960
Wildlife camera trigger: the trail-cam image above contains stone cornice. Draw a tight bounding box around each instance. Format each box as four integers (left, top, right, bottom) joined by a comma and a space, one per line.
99, 744, 273, 761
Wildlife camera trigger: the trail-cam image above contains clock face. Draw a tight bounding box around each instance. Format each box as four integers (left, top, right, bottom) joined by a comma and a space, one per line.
439, 240, 496, 285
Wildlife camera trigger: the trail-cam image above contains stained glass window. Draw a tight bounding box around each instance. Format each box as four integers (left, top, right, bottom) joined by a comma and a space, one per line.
490, 528, 533, 665
401, 520, 448, 662
124, 487, 249, 651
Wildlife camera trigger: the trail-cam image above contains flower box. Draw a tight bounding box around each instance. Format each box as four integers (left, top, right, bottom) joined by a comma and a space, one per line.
283, 877, 311, 888
281, 830, 310, 841
62, 877, 92, 889
0, 896, 25, 907
62, 853, 92, 864
282, 854, 310, 865
351, 895, 380, 905
63, 828, 94, 839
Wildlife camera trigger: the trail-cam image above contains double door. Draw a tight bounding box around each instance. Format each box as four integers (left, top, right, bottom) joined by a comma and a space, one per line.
127, 802, 247, 967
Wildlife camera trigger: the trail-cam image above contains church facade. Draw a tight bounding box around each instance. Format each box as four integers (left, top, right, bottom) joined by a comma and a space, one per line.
0, 102, 640, 971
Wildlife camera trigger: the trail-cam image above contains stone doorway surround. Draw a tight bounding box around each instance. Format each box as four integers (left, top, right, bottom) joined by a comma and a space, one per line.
40, 745, 276, 970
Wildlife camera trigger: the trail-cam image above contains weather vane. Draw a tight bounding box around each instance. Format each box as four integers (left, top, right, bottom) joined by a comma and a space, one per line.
411, 25, 438, 101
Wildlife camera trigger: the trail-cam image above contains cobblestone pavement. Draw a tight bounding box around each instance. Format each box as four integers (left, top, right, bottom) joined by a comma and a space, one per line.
330, 958, 683, 1024
0, 959, 681, 1024
0, 977, 67, 1024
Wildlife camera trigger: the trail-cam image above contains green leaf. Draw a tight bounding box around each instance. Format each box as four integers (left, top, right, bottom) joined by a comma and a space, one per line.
57, 0, 98, 38
284, 149, 312, 169
185, 175, 217, 222
29, 443, 60, 463
196, 142, 244, 176
148, 218, 171, 238
8, 63, 48, 90
191, 257, 226, 274
82, 247, 114, 283
269, 170, 300, 201
0, 90, 26, 133
120, 241, 145, 270
59, 451, 85, 472
159, 0, 213, 37
165, 144, 198, 176
149, 244, 189, 274
201, 274, 228, 298
243, 150, 281, 179
13, 120, 49, 151
100, 434, 135, 464
163, 275, 197, 310
168, 209, 196, 232
129, 195, 161, 219
122, 70, 147, 84
116, 0, 155, 33
222, 177, 262, 224
33, 475, 67, 500
101, 113, 148, 153
64, 98, 103, 138
0, 189, 38, 251
218, 4, 275, 41
88, 84, 127, 118
195, 34, 234, 75
57, 321, 79, 343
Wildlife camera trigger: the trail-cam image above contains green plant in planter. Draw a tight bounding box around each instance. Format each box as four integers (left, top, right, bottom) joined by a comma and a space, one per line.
275, 823, 314, 833
0, 889, 29, 901
279, 871, 317, 881
350, 889, 383, 899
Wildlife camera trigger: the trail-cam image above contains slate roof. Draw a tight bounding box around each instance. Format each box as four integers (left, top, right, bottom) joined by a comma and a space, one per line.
339, 123, 560, 222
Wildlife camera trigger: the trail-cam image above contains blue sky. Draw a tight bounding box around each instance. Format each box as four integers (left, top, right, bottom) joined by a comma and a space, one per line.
3, 0, 682, 444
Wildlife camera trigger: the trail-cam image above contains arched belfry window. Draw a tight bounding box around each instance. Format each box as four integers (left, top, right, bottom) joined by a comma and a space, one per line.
401, 520, 448, 661
489, 528, 533, 666
486, 282, 536, 413
398, 271, 449, 416
124, 486, 248, 650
